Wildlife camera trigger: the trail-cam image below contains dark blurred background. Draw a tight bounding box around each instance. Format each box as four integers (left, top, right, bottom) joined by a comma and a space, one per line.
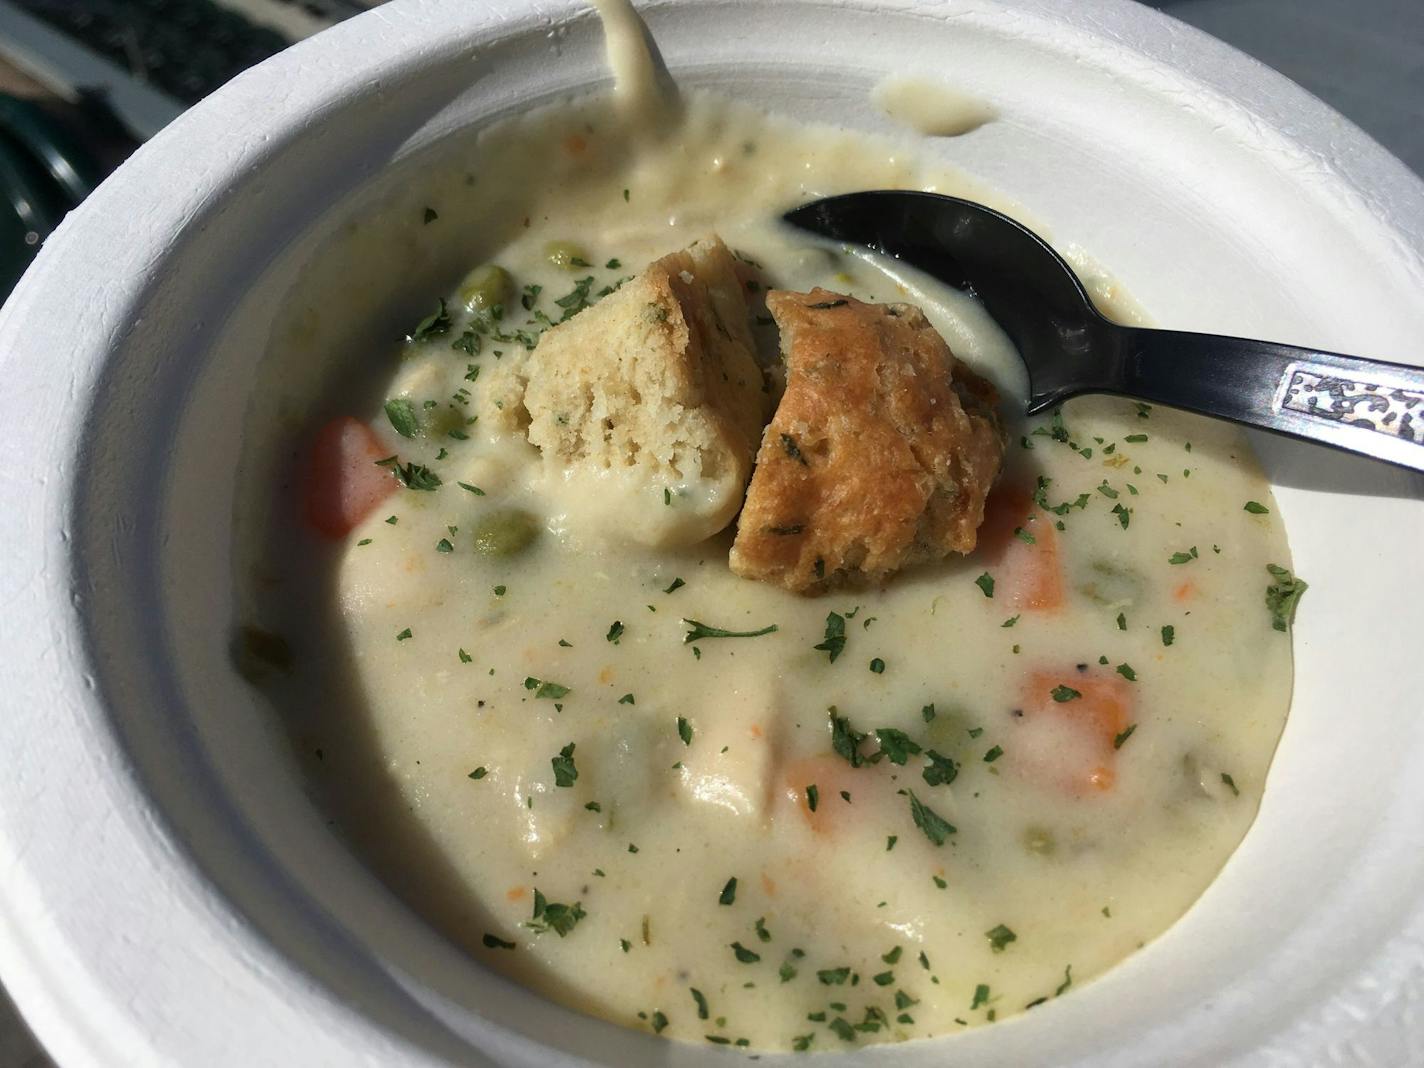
0, 0, 1418, 1063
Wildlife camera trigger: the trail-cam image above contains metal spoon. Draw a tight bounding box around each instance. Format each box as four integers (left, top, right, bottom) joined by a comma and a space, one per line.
786, 191, 1424, 474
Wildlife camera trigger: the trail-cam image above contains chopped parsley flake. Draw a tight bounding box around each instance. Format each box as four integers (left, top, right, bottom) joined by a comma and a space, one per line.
1161, 625, 1176, 647
1116, 663, 1137, 681
868, 657, 886, 674
1050, 685, 1081, 702
805, 783, 820, 812
525, 889, 586, 937
677, 716, 692, 744
818, 967, 851, 985
1244, 501, 1269, 514
983, 745, 1004, 763
524, 677, 571, 699
731, 942, 760, 964
814, 612, 846, 662
378, 457, 441, 491
407, 299, 450, 342
395, 628, 412, 641
922, 749, 958, 787
875, 729, 921, 765
905, 789, 956, 846
551, 743, 578, 787
1221, 772, 1241, 797
829, 709, 870, 767
974, 572, 995, 598
554, 276, 596, 320
468, 767, 487, 780
605, 620, 624, 644
986, 924, 1017, 952
1265, 564, 1308, 631
618, 693, 635, 705
384, 398, 418, 438
971, 984, 991, 1010
1113, 725, 1137, 749
663, 577, 685, 593
719, 877, 737, 905
481, 933, 514, 950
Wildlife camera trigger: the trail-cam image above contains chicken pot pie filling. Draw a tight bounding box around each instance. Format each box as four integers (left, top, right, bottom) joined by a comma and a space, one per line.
235, 4, 1302, 1053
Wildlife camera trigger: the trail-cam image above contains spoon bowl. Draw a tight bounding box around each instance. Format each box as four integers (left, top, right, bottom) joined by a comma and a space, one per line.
787, 191, 1424, 473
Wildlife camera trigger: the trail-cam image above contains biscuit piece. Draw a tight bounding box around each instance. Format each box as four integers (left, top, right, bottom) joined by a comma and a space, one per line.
729, 289, 1003, 593
484, 235, 768, 547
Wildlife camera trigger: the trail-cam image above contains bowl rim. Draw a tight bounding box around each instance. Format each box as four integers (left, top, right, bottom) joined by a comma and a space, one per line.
0, 0, 1422, 1065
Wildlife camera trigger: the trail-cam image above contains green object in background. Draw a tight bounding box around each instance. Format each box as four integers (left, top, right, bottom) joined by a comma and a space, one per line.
0, 94, 105, 301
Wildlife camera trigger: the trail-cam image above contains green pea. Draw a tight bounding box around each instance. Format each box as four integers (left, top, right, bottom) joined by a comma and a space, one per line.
544, 240, 589, 270
1078, 559, 1144, 609
459, 264, 510, 311
1022, 827, 1056, 856
472, 509, 540, 557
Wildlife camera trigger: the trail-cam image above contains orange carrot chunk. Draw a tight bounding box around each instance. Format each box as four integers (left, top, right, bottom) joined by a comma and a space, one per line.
303, 416, 396, 539
976, 483, 1065, 611
778, 755, 862, 835
1012, 670, 1134, 795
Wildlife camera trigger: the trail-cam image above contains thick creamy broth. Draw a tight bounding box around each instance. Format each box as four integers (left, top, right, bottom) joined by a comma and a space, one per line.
241, 52, 1296, 1057
873, 76, 997, 138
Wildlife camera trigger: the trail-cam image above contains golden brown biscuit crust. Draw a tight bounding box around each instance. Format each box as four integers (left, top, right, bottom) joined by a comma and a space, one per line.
729, 289, 1004, 593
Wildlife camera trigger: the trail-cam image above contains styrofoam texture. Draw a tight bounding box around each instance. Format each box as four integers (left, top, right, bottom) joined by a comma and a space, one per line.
0, 0, 1421, 1065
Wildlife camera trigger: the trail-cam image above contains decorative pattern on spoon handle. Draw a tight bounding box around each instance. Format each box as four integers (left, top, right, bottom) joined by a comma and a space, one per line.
1274, 366, 1424, 444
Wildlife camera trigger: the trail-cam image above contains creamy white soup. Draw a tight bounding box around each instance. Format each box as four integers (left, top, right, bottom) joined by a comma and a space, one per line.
235, 5, 1304, 1055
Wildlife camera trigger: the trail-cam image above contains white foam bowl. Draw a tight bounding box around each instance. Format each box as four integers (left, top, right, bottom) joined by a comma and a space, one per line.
1, 0, 1422, 1064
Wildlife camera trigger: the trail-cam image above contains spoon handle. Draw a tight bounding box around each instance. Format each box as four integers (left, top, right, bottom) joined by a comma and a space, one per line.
1110, 327, 1424, 474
